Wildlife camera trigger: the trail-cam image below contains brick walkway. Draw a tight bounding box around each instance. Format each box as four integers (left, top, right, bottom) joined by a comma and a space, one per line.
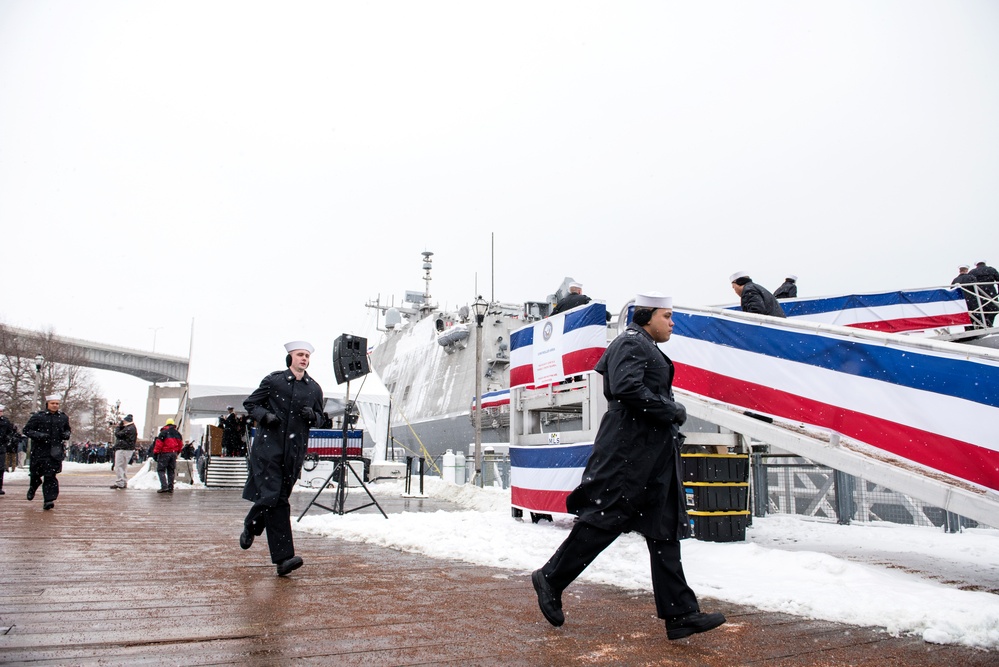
0, 466, 995, 666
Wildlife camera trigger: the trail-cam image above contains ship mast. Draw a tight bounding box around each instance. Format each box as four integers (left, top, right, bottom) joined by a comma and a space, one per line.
421, 250, 434, 316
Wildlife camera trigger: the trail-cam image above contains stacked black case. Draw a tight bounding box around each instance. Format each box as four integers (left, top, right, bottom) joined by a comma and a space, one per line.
681, 453, 751, 542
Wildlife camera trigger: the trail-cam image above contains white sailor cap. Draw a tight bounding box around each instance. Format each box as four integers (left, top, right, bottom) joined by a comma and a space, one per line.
284, 340, 314, 354
634, 292, 673, 309
0, 404, 5, 411
786, 274, 798, 281
569, 282, 583, 290
959, 264, 971, 270
45, 394, 61, 402
729, 271, 749, 283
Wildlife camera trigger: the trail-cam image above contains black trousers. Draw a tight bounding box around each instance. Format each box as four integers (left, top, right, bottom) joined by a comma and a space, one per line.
28, 458, 60, 503
244, 496, 294, 564
541, 520, 699, 620
157, 452, 178, 490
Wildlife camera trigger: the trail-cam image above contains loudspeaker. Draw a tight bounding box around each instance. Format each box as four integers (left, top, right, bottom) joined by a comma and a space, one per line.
333, 334, 369, 384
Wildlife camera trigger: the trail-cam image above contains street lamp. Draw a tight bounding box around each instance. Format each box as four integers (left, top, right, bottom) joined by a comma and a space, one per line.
148, 326, 164, 352
33, 354, 44, 412
472, 295, 489, 486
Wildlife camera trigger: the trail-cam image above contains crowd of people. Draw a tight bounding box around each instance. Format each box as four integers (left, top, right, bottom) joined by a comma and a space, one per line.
0, 397, 205, 504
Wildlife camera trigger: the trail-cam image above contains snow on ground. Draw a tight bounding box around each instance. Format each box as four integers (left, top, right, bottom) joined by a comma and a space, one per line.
4, 460, 204, 490
297, 478, 999, 650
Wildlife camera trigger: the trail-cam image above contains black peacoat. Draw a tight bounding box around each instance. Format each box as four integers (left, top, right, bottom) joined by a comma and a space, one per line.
566, 323, 690, 541
242, 369, 325, 507
740, 281, 786, 317
0, 416, 18, 454
23, 409, 71, 472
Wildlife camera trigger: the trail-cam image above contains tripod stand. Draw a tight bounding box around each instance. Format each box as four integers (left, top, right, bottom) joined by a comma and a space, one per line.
296, 379, 387, 521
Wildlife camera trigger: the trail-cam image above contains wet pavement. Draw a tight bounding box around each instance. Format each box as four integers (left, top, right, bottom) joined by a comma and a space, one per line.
1, 465, 996, 666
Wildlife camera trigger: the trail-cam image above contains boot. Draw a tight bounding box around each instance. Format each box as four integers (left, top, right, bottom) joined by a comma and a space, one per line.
666, 611, 726, 640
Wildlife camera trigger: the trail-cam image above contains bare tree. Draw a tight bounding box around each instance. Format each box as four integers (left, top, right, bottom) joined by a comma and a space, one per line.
0, 324, 40, 427
86, 397, 114, 443
0, 324, 104, 436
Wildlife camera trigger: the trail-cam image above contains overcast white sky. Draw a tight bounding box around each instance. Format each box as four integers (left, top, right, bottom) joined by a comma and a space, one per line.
2, 1, 998, 430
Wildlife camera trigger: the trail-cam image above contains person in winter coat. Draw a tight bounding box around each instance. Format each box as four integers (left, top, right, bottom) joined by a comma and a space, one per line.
110, 414, 138, 489
240, 340, 325, 577
234, 413, 249, 457
730, 271, 786, 317
952, 264, 982, 329
550, 282, 591, 316
23, 395, 72, 510
0, 404, 19, 494
773, 274, 798, 299
968, 261, 999, 327
531, 292, 726, 641
152, 419, 184, 493
218, 406, 239, 457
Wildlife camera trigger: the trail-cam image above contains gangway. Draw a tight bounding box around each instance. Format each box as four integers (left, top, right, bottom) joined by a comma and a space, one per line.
669, 303, 999, 528
506, 292, 999, 529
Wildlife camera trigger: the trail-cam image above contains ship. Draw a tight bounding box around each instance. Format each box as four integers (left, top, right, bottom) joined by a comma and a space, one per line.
365, 251, 599, 468
366, 252, 999, 473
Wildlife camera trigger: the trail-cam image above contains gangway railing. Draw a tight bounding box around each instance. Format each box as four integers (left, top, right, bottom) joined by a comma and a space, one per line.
679, 392, 999, 527
769, 283, 999, 343
669, 304, 999, 527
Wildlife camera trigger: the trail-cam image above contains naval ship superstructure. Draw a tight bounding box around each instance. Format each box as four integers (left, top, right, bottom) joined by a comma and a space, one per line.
366, 251, 564, 467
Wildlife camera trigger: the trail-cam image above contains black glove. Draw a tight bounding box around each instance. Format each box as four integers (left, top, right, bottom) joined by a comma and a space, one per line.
261, 412, 279, 426
61, 430, 71, 441
673, 402, 687, 426
301, 407, 316, 423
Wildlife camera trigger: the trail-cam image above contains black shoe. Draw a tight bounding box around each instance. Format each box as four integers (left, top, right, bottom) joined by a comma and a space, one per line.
0, 489, 5, 495
43, 501, 54, 510
276, 556, 303, 576
531, 569, 564, 627
26, 487, 36, 501
239, 527, 254, 550
666, 611, 726, 640
157, 489, 170, 493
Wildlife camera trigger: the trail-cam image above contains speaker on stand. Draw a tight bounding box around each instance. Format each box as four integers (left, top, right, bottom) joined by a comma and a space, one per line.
297, 333, 387, 521
333, 334, 369, 385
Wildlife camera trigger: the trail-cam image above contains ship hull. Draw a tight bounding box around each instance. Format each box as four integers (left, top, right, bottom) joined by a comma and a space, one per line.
370, 302, 524, 466
383, 413, 510, 467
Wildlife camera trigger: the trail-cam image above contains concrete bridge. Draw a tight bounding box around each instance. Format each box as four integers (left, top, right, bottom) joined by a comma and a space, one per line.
7, 325, 190, 437
7, 324, 189, 383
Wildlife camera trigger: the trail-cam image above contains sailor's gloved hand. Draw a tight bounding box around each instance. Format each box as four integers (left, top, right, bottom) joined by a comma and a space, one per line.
673, 402, 687, 426
61, 430, 71, 441
300, 407, 316, 423
261, 412, 279, 426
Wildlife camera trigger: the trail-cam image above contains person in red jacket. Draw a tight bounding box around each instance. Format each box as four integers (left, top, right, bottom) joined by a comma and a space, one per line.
153, 419, 184, 493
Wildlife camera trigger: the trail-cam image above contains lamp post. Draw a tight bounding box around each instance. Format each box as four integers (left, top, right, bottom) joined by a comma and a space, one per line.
148, 326, 163, 352
33, 354, 44, 412
471, 295, 489, 486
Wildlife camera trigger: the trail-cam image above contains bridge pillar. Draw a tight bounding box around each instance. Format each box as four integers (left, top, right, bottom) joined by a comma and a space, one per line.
145, 383, 189, 441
